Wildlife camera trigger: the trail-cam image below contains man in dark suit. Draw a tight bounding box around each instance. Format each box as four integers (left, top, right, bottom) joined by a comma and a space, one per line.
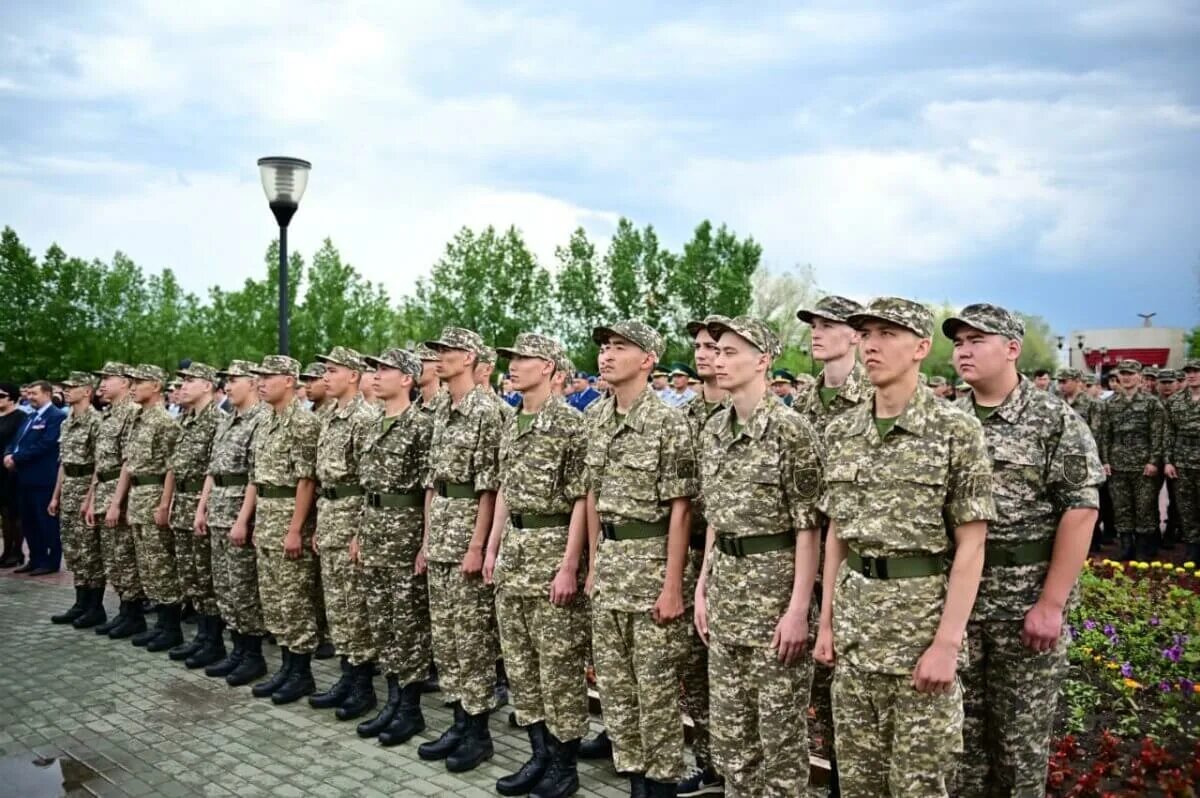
4, 380, 67, 575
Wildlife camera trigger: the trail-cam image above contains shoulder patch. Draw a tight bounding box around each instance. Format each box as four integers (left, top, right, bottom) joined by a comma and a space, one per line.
792, 467, 820, 502
1063, 455, 1088, 487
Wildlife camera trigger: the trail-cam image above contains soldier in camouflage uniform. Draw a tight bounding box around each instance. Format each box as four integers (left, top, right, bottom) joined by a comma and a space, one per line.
1099, 359, 1166, 560
416, 344, 444, 412
306, 346, 380, 719
110, 365, 182, 652
49, 372, 104, 627
416, 327, 504, 773
162, 363, 225, 668
352, 349, 435, 745
194, 360, 270, 686
477, 344, 517, 420
586, 320, 697, 797
813, 297, 996, 798
1165, 359, 1200, 562
1056, 369, 1100, 431
945, 305, 1103, 798
301, 362, 332, 416
479, 333, 589, 798
245, 355, 322, 704
694, 317, 824, 798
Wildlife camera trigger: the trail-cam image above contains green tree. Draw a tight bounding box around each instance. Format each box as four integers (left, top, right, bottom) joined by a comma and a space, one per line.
553, 227, 610, 369
671, 220, 761, 324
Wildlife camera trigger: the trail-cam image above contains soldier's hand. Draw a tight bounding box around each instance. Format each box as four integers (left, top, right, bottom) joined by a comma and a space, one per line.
584, 570, 595, 598
1165, 464, 1178, 480
912, 640, 958, 694
1143, 463, 1159, 478
1102, 464, 1112, 477
550, 566, 577, 607
814, 624, 835, 666
1021, 600, 1064, 652
483, 551, 497, 585
414, 546, 427, 576
230, 521, 249, 547
194, 507, 208, 537
47, 497, 59, 517
104, 504, 120, 528
651, 585, 684, 625
283, 530, 302, 559
693, 594, 709, 647
461, 545, 484, 577
153, 504, 170, 529
772, 608, 810, 665
349, 536, 360, 565
85, 502, 96, 528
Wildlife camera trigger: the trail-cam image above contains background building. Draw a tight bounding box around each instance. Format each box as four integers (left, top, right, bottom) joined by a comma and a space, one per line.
1067, 321, 1189, 378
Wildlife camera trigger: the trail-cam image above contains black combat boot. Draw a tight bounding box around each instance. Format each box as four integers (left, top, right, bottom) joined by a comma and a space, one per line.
169, 613, 209, 661
531, 734, 580, 798
446, 711, 494, 773
227, 635, 268, 686
206, 630, 245, 678
335, 661, 378, 721
497, 721, 548, 795
378, 682, 426, 746
73, 587, 108, 629
146, 603, 183, 652
95, 597, 126, 635
108, 600, 146, 639
357, 675, 400, 738
271, 651, 316, 704
420, 661, 440, 693
1187, 542, 1200, 563
131, 604, 164, 646
418, 701, 467, 760
1116, 535, 1136, 561
629, 774, 648, 798
51, 586, 86, 624
579, 730, 613, 761
186, 616, 227, 669
251, 647, 292, 697
309, 655, 353, 709
644, 777, 677, 797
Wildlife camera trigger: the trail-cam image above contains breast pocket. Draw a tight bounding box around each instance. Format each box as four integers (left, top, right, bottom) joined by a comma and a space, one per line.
990, 444, 1042, 508
824, 463, 860, 521
610, 448, 660, 504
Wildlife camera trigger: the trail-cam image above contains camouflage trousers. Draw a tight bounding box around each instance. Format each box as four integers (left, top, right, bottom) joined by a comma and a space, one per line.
175, 527, 218, 615
427, 561, 500, 715
361, 564, 431, 686
496, 590, 590, 742
95, 479, 143, 601
679, 623, 712, 768
256, 545, 318, 654
592, 608, 689, 782
1174, 469, 1200, 544
318, 546, 375, 664
210, 528, 265, 636
132, 524, 181, 604
61, 479, 104, 586
957, 619, 1070, 798
831, 666, 964, 798
1108, 470, 1160, 537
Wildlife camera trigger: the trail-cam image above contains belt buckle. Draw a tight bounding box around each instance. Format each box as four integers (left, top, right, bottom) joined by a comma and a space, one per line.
511, 513, 524, 529
860, 557, 873, 578
367, 493, 380, 508
436, 482, 448, 498
601, 522, 616, 540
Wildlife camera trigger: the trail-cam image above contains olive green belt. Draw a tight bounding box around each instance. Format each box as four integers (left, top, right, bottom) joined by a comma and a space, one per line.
600, 519, 669, 541
319, 483, 365, 501
177, 477, 206, 494
366, 491, 422, 509
96, 468, 122, 483
63, 463, 94, 478
716, 531, 794, 557
212, 473, 249, 488
255, 483, 297, 500
130, 473, 165, 487
846, 549, 946, 580
509, 512, 571, 530
435, 481, 476, 499
984, 539, 1054, 568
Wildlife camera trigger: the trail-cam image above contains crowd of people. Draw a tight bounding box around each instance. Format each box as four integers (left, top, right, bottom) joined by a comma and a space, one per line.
1, 295, 1197, 798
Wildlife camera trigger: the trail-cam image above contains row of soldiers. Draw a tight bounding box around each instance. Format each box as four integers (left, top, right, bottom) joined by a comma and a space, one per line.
39, 294, 1194, 797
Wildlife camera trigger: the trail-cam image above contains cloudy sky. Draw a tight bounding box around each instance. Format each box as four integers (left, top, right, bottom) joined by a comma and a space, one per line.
2, 1, 1197, 334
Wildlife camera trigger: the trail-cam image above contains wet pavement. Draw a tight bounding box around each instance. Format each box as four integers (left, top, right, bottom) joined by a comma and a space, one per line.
0, 574, 633, 797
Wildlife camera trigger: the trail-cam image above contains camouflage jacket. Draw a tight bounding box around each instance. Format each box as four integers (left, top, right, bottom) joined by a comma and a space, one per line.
1166, 391, 1200, 469
793, 361, 873, 438
701, 392, 824, 647
59, 405, 100, 475
206, 402, 267, 528
357, 403, 433, 566
94, 398, 139, 475
958, 378, 1103, 620
585, 387, 697, 613
124, 403, 180, 525
167, 400, 223, 528
317, 393, 379, 487
819, 386, 995, 675
494, 396, 587, 596
250, 399, 320, 545
1100, 390, 1165, 470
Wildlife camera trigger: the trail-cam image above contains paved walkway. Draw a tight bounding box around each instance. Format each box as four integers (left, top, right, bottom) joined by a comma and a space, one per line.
0, 574, 631, 797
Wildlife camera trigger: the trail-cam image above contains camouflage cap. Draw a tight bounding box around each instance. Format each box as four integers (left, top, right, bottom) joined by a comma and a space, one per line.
1083, 373, 1097, 385
425, 327, 484, 354
797, 295, 864, 325
128, 364, 168, 384
847, 297, 934, 338
315, 346, 366, 371
477, 346, 498, 366
496, 333, 563, 363
928, 375, 948, 387
364, 348, 423, 379
249, 355, 301, 378
61, 371, 97, 389
1142, 366, 1159, 378
795, 373, 816, 389
414, 343, 441, 362
1055, 368, 1083, 381
555, 353, 575, 376
167, 379, 182, 392
1115, 358, 1142, 374
1157, 369, 1181, 382
685, 313, 731, 338
955, 380, 970, 391
218, 360, 259, 379
92, 361, 132, 378
1183, 358, 1200, 372
707, 315, 783, 359
300, 362, 326, 380
177, 362, 219, 383
942, 303, 1025, 340
592, 320, 665, 357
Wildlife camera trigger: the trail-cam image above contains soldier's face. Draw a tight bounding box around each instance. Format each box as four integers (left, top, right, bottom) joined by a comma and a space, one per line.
713, 333, 768, 392
952, 329, 1017, 385
692, 329, 719, 377
598, 336, 653, 386
226, 376, 255, 405
858, 321, 930, 387
361, 373, 376, 399
304, 378, 326, 402
672, 374, 689, 390
1118, 371, 1140, 391
322, 364, 358, 398
1187, 370, 1200, 389
771, 382, 791, 396
1142, 375, 1156, 391
178, 377, 212, 407
1057, 378, 1078, 398
436, 348, 471, 380
100, 375, 127, 402
810, 317, 856, 362
65, 386, 90, 405
1034, 374, 1051, 390
131, 380, 158, 403
374, 366, 407, 400
1159, 380, 1178, 397
508, 355, 552, 392
258, 374, 292, 404
473, 361, 494, 386
651, 375, 667, 390
419, 360, 439, 387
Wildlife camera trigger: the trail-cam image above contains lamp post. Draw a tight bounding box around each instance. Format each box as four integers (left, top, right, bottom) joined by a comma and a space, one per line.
257, 157, 312, 355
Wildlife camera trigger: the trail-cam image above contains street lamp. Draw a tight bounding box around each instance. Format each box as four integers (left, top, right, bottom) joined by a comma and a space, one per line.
257, 156, 312, 355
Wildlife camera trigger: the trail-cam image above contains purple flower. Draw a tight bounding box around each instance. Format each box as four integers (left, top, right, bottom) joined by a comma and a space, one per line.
1121, 662, 1134, 678
1103, 623, 1116, 636
1181, 678, 1196, 694
1160, 681, 1173, 692
1084, 620, 1098, 631
1149, 616, 1160, 627
1162, 646, 1182, 663
1067, 624, 1078, 640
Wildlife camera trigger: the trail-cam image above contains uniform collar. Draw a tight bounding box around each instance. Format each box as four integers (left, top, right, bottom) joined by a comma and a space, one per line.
332, 392, 365, 420
716, 391, 777, 444
817, 360, 870, 403
961, 374, 1033, 425
514, 395, 562, 437
849, 381, 935, 438
597, 385, 657, 433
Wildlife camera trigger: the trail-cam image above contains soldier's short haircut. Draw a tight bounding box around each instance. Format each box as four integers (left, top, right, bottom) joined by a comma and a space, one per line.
1033, 369, 1050, 379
